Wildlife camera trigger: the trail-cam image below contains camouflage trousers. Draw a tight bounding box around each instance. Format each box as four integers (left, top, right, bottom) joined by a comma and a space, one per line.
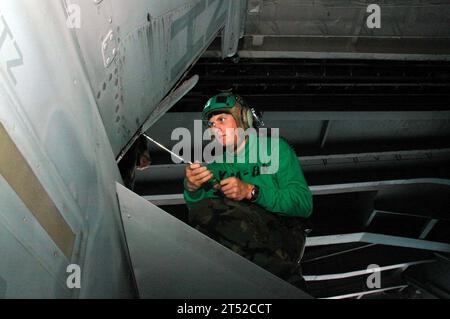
189, 198, 307, 282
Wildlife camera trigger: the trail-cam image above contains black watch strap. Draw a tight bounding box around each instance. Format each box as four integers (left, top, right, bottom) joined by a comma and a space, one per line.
250, 185, 260, 202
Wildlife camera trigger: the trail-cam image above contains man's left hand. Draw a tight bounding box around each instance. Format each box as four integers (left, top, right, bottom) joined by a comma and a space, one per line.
215, 177, 254, 201
136, 150, 151, 171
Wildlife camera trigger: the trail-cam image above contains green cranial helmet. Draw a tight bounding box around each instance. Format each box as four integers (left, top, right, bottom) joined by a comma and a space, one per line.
202, 92, 264, 129
201, 93, 238, 121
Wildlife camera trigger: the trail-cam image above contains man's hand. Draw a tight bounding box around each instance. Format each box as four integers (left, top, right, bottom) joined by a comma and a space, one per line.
215, 177, 254, 201
185, 162, 214, 192
136, 150, 151, 171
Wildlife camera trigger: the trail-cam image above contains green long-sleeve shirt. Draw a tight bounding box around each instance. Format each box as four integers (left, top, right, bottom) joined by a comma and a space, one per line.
183, 133, 313, 218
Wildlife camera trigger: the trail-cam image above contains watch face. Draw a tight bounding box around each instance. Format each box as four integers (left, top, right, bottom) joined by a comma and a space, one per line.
251, 185, 259, 201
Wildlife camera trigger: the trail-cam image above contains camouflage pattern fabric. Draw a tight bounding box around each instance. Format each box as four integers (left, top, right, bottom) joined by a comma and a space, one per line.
188, 197, 307, 283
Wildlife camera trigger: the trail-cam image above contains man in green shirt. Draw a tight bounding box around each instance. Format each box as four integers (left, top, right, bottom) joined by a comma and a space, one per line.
183, 93, 313, 286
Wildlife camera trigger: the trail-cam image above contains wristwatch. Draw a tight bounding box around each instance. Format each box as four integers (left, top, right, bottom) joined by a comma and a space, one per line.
250, 185, 260, 202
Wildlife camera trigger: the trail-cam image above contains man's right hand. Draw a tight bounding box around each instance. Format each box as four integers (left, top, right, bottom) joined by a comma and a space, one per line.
185, 162, 214, 192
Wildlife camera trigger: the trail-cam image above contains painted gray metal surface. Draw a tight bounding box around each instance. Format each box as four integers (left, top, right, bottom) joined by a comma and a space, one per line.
221, 0, 248, 58
67, 0, 246, 157
0, 176, 73, 298
0, 1, 136, 298
245, 0, 450, 38
205, 0, 450, 60
116, 74, 199, 162
116, 183, 310, 298
0, 0, 248, 298
204, 50, 450, 61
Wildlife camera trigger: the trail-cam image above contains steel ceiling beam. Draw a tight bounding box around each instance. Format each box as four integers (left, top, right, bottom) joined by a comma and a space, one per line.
203, 49, 450, 61
304, 260, 435, 281
136, 149, 450, 183
324, 285, 408, 299
159, 111, 450, 121
142, 178, 450, 205
305, 232, 450, 253
302, 243, 376, 263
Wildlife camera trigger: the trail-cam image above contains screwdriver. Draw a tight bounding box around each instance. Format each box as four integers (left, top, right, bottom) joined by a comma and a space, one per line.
142, 133, 221, 186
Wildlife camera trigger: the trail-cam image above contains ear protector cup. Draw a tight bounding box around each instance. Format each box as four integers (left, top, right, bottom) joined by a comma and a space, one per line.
246, 109, 253, 129
239, 106, 253, 129
204, 94, 262, 130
